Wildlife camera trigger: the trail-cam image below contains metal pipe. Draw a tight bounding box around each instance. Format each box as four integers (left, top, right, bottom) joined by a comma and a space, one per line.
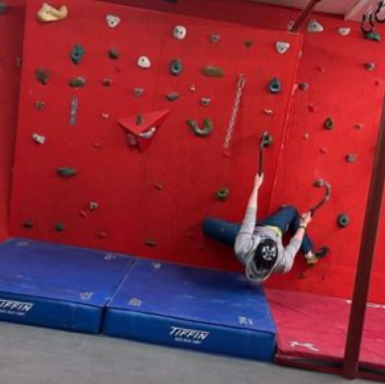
343, 94, 385, 379
289, 0, 323, 32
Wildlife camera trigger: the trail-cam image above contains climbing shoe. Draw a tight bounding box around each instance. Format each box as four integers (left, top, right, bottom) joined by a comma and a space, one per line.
306, 247, 329, 266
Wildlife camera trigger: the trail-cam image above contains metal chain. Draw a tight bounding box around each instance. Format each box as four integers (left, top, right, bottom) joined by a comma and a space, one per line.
223, 74, 246, 149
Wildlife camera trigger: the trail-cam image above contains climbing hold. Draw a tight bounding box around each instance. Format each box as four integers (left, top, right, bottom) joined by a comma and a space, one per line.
308, 104, 316, 113
276, 41, 291, 54
187, 118, 213, 137
57, 167, 77, 177
170, 59, 183, 76
303, 133, 310, 140
133, 88, 144, 97
23, 220, 34, 229
32, 133, 46, 145
70, 44, 85, 65
200, 97, 211, 107
101, 113, 109, 119
269, 77, 282, 94
35, 69, 50, 85
79, 211, 87, 218
210, 34, 220, 43
68, 77, 86, 87
355, 123, 363, 130
319, 147, 328, 154
216, 188, 230, 201
173, 25, 187, 40
263, 109, 274, 116
145, 239, 157, 247
55, 223, 65, 232
106, 14, 120, 28
317, 66, 325, 72
155, 182, 164, 190
109, 48, 120, 60
69, 96, 78, 126
190, 84, 196, 92
35, 101, 45, 110
127, 134, 138, 147
338, 27, 351, 36
314, 179, 324, 187
102, 78, 113, 86
298, 83, 309, 91
135, 114, 144, 126
166, 92, 179, 102
137, 55, 151, 69
346, 154, 357, 163
307, 19, 324, 33
261, 132, 273, 148
37, 3, 68, 22
202, 66, 224, 77
365, 62, 376, 71
89, 202, 99, 210
324, 117, 334, 130
98, 232, 107, 239
0, 3, 8, 13
365, 32, 381, 42
337, 214, 350, 228
244, 41, 254, 47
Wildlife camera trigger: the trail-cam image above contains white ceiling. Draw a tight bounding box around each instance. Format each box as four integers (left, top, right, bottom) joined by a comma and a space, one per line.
247, 0, 385, 21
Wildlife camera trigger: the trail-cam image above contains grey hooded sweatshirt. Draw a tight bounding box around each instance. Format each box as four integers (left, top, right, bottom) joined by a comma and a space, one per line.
234, 207, 302, 284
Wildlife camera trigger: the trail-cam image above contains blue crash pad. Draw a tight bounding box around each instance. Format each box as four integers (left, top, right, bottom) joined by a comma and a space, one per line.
0, 238, 134, 334
103, 260, 276, 361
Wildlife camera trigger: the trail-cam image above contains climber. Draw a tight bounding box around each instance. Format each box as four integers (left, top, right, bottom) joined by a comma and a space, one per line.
235, 172, 329, 284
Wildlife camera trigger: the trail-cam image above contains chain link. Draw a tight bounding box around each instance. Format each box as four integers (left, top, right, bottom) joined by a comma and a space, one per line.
223, 74, 246, 149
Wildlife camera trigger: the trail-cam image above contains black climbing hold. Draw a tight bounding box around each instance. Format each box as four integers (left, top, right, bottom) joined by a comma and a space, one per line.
55, 223, 65, 232
261, 133, 273, 148
57, 167, 77, 177
102, 78, 113, 86
35, 69, 50, 85
337, 214, 350, 228
346, 154, 357, 163
324, 117, 334, 130
170, 59, 183, 76
70, 44, 85, 65
109, 48, 120, 60
23, 220, 34, 229
69, 77, 86, 87
0, 3, 9, 13
202, 66, 224, 77
269, 78, 282, 94
136, 114, 144, 126
145, 239, 157, 247
216, 188, 230, 201
187, 118, 213, 137
166, 92, 179, 101
35, 101, 45, 110
244, 41, 254, 47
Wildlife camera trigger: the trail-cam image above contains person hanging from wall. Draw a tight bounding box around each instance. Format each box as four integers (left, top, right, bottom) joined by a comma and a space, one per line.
234, 172, 329, 284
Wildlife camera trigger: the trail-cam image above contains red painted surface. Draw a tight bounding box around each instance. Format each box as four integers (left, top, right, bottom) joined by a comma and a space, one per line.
0, 0, 24, 241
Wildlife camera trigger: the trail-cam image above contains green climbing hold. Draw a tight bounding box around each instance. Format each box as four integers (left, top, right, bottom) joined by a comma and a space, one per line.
324, 117, 334, 130
23, 220, 34, 229
109, 48, 120, 60
57, 167, 77, 177
337, 214, 350, 228
170, 59, 183, 76
187, 118, 213, 137
365, 32, 381, 42
70, 44, 85, 65
269, 78, 282, 94
136, 114, 144, 126
35, 69, 51, 85
202, 66, 224, 77
69, 77, 86, 87
55, 223, 65, 232
216, 188, 230, 201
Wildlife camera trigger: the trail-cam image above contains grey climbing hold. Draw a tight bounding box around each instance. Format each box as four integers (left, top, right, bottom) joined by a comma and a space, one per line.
35, 69, 51, 85
55, 223, 65, 232
338, 27, 351, 36
337, 214, 350, 228
187, 118, 213, 137
365, 62, 376, 71
0, 3, 9, 13
298, 83, 309, 91
69, 77, 86, 87
70, 96, 78, 126
365, 32, 381, 42
133, 88, 144, 97
269, 78, 282, 94
70, 44, 85, 65
210, 34, 220, 43
346, 154, 357, 163
35, 101, 45, 110
216, 187, 230, 201
307, 19, 324, 33
89, 202, 99, 210
324, 117, 334, 130
173, 25, 187, 40
23, 220, 34, 229
57, 167, 77, 177
109, 49, 120, 60
102, 78, 113, 86
202, 66, 224, 77
263, 109, 274, 116
276, 41, 291, 54
170, 59, 183, 76
166, 92, 179, 101
32, 133, 46, 145
137, 56, 151, 69
200, 97, 211, 107
106, 14, 120, 28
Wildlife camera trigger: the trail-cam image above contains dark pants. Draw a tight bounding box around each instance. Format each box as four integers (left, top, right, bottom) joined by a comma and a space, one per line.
258, 206, 313, 254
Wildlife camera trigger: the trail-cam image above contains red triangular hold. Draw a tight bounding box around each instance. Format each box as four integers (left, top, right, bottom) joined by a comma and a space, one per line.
118, 109, 170, 152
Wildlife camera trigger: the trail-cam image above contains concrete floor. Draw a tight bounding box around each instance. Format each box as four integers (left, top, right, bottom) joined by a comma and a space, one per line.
0, 322, 370, 384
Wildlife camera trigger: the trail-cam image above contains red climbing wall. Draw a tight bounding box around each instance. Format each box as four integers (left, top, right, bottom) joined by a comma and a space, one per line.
9, 0, 302, 271
0, 0, 24, 241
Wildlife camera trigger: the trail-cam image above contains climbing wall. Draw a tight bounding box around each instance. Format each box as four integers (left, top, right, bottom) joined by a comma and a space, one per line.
266, 15, 385, 303
0, 0, 24, 241
9, 0, 302, 270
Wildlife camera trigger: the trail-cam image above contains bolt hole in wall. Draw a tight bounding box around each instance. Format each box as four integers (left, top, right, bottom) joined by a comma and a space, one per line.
2, 0, 385, 303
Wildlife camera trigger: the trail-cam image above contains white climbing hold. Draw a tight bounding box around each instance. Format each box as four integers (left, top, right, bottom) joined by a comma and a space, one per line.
307, 19, 324, 33
276, 41, 291, 54
139, 127, 156, 139
137, 56, 151, 69
173, 25, 187, 40
106, 15, 121, 28
338, 27, 351, 36
32, 133, 46, 145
